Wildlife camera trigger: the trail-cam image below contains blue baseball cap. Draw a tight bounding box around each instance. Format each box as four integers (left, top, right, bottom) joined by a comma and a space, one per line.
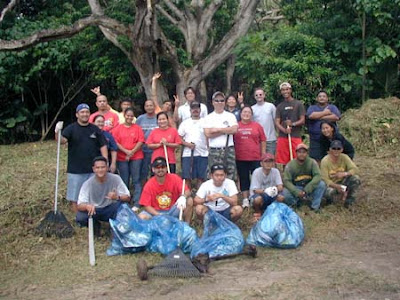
76, 103, 90, 112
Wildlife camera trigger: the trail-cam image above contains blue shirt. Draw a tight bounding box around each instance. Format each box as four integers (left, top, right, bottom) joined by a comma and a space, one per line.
306, 104, 341, 140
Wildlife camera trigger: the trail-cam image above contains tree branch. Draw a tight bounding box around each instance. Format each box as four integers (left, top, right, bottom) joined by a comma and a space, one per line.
0, 15, 131, 51
0, 0, 18, 22
163, 0, 185, 21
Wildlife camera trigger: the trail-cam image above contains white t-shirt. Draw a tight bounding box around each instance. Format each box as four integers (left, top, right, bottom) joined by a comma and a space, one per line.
178, 102, 208, 122
202, 110, 238, 148
249, 167, 282, 196
178, 118, 209, 157
196, 178, 238, 211
78, 173, 130, 208
252, 102, 277, 142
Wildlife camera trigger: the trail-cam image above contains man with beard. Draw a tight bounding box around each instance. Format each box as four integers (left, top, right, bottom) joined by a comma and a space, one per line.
56, 103, 108, 212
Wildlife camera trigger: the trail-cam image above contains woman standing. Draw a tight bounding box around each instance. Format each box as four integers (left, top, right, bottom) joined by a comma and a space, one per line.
93, 114, 118, 173
320, 120, 355, 159
234, 105, 267, 208
112, 108, 145, 209
146, 112, 181, 173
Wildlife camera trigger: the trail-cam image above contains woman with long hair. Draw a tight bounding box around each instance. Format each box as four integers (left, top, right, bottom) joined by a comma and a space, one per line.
320, 120, 355, 159
146, 112, 181, 173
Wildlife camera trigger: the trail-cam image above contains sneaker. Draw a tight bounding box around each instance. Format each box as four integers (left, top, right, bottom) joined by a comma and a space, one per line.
132, 206, 140, 213
242, 198, 250, 208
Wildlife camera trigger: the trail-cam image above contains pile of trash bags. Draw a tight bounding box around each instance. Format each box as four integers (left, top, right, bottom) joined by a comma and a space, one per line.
107, 202, 304, 257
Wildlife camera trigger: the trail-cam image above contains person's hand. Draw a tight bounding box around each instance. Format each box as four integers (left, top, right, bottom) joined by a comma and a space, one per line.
86, 204, 96, 216
109, 163, 117, 173
160, 138, 167, 145
285, 119, 293, 128
237, 92, 244, 104
175, 196, 187, 210
152, 72, 161, 81
188, 142, 195, 150
285, 126, 292, 135
264, 186, 278, 197
206, 193, 222, 202
297, 190, 306, 199
90, 86, 101, 96
55, 121, 64, 133
106, 189, 118, 201
276, 194, 285, 202
332, 172, 347, 180
173, 95, 180, 106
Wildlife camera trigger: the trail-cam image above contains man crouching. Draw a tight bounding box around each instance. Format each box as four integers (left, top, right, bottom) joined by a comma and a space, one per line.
138, 157, 193, 223
76, 156, 130, 235
194, 164, 243, 222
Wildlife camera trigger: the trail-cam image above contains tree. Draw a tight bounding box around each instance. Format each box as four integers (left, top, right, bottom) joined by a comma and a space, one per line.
0, 0, 261, 102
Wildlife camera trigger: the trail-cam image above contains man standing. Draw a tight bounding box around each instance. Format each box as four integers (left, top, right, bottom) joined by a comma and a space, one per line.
56, 103, 108, 212
117, 98, 135, 124
194, 164, 243, 222
282, 143, 326, 212
138, 157, 193, 223
275, 82, 306, 165
320, 140, 361, 208
203, 92, 238, 180
307, 91, 341, 161
251, 88, 277, 154
76, 156, 130, 235
136, 99, 158, 182
176, 87, 208, 123
178, 101, 209, 189
249, 153, 284, 220
89, 87, 119, 131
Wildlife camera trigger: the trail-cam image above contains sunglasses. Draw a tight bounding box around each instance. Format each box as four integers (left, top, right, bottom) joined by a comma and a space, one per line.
211, 164, 225, 171
154, 165, 166, 169
213, 99, 225, 103
331, 148, 342, 150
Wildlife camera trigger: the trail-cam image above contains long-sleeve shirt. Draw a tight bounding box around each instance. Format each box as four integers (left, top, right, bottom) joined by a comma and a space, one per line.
283, 156, 322, 195
320, 153, 359, 186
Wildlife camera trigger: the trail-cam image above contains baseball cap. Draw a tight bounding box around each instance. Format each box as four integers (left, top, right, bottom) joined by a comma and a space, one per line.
295, 143, 309, 151
261, 153, 275, 162
190, 101, 201, 109
212, 91, 225, 100
76, 103, 90, 112
279, 82, 292, 90
152, 157, 167, 168
330, 140, 343, 149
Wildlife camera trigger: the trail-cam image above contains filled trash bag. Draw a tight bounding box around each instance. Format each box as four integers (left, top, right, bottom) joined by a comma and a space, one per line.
246, 202, 304, 248
190, 209, 244, 259
107, 204, 198, 256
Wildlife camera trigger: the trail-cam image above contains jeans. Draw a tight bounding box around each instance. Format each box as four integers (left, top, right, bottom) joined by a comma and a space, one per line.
282, 180, 326, 210
76, 201, 122, 226
140, 151, 152, 181
117, 159, 142, 205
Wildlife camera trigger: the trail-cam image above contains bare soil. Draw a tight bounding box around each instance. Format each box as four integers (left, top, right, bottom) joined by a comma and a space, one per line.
1, 142, 400, 300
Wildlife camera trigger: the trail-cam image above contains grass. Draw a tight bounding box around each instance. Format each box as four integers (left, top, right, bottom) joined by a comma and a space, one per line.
1, 140, 400, 299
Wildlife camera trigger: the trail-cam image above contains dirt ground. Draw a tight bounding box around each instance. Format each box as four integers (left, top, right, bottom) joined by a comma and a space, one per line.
1, 142, 400, 300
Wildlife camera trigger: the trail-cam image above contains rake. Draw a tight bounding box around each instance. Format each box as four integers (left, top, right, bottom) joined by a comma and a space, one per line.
37, 124, 74, 238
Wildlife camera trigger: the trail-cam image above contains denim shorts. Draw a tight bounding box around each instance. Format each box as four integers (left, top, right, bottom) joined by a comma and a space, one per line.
139, 205, 180, 219
181, 156, 208, 180
66, 173, 93, 202
215, 206, 232, 221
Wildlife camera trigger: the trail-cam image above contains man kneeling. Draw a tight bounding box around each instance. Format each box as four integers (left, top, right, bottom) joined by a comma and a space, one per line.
194, 164, 243, 222
76, 156, 130, 235
139, 157, 193, 223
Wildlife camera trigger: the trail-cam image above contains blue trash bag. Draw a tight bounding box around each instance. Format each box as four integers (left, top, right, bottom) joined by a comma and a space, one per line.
147, 213, 198, 255
190, 209, 244, 259
107, 204, 198, 256
246, 202, 304, 248
107, 204, 151, 256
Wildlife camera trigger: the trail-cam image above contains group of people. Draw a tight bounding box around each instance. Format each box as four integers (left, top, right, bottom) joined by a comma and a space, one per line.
56, 79, 361, 233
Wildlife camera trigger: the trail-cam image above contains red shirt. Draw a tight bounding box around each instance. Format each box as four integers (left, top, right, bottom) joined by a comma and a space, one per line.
111, 124, 145, 161
89, 110, 120, 132
234, 121, 266, 161
146, 127, 181, 163
139, 174, 189, 210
